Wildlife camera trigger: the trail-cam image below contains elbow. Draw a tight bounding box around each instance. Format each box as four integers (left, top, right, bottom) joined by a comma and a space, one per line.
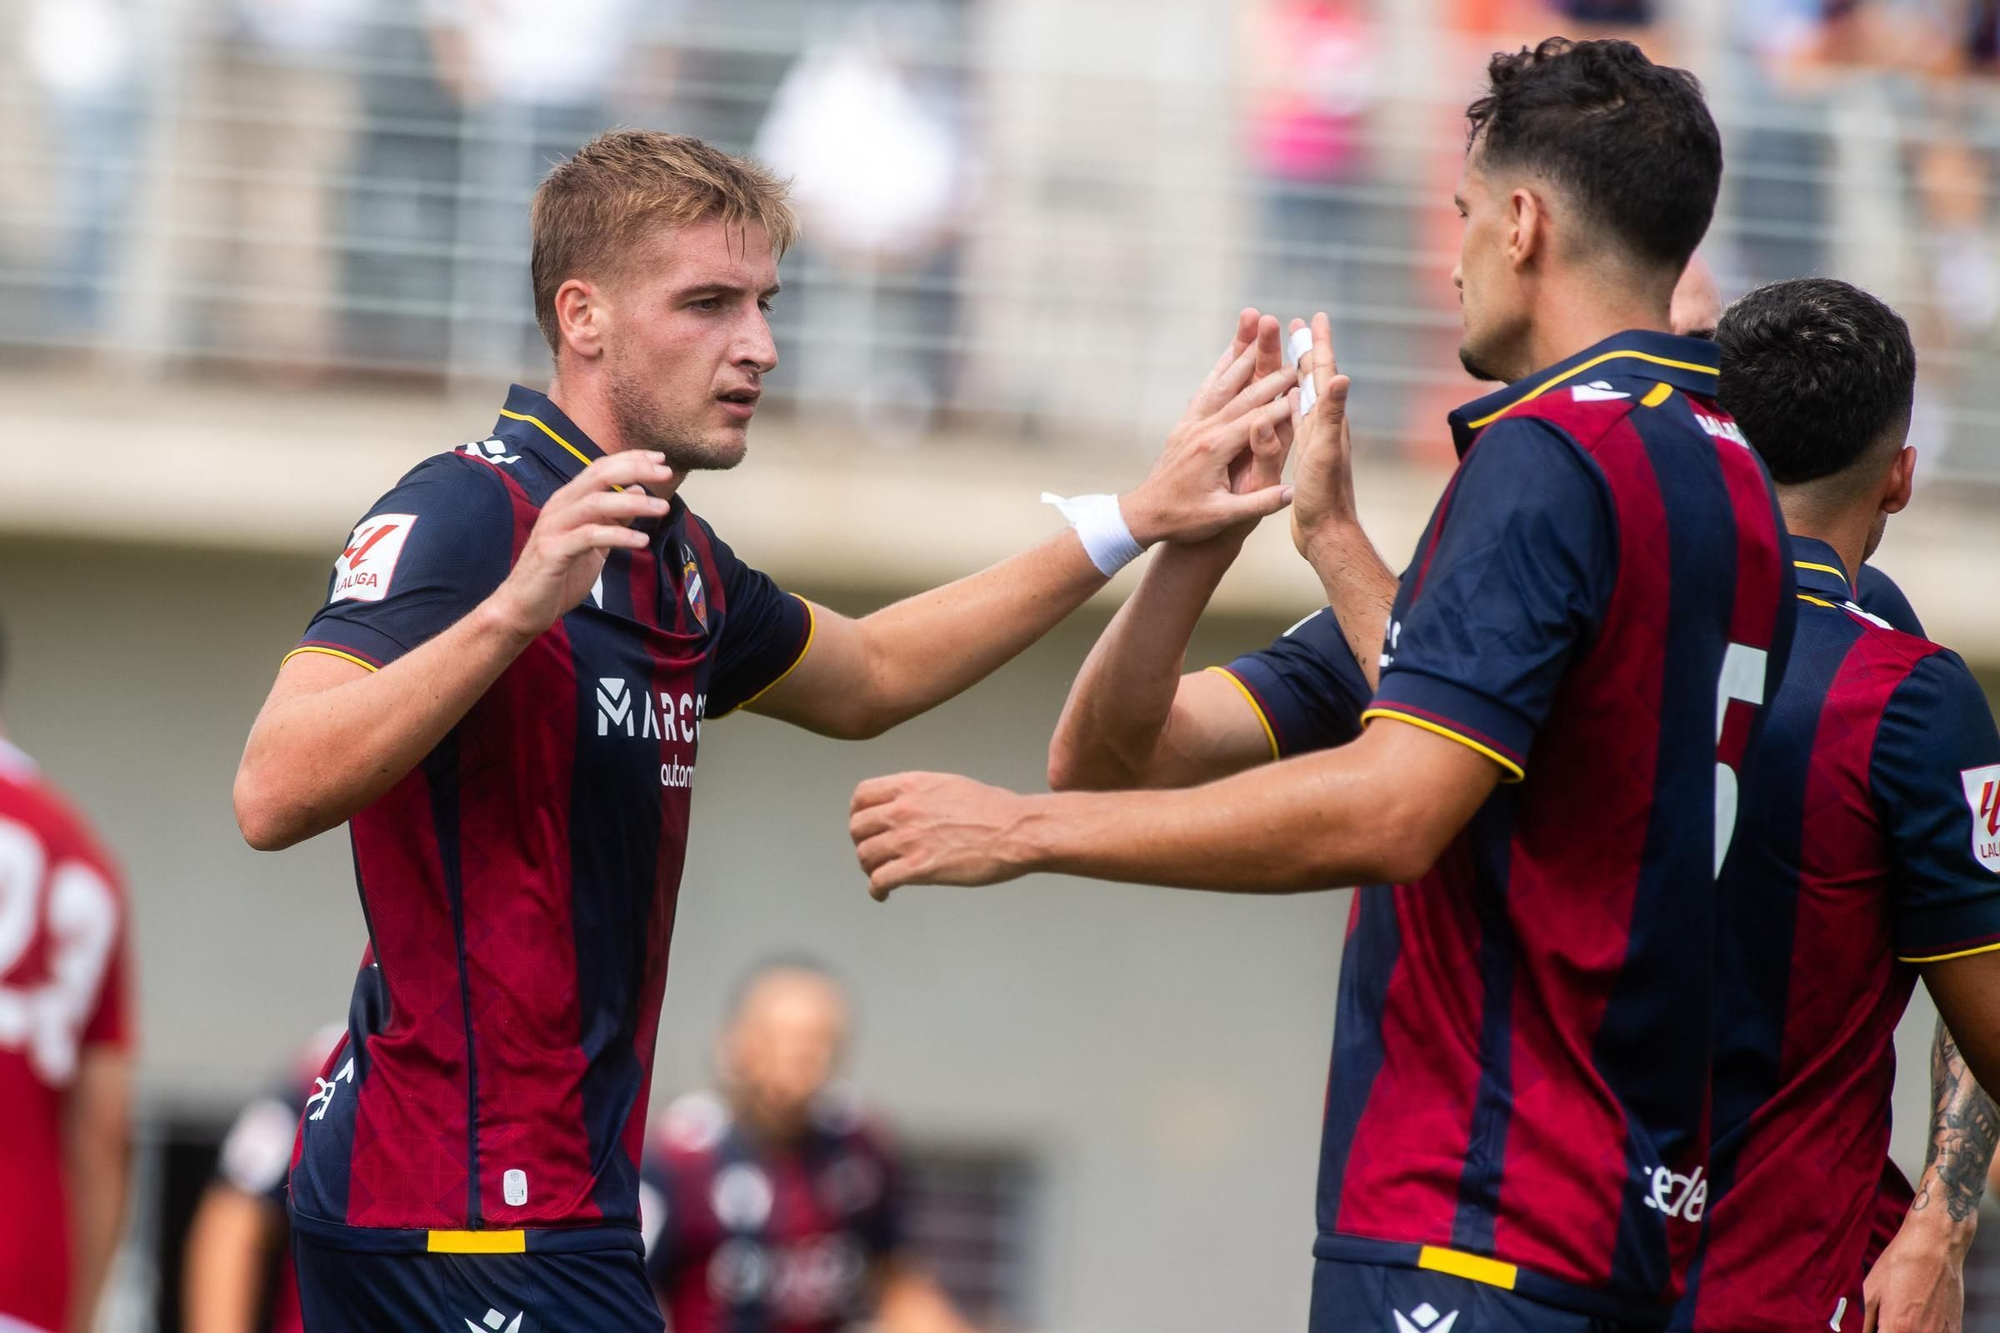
232, 767, 304, 852
1046, 739, 1088, 792
1352, 798, 1452, 886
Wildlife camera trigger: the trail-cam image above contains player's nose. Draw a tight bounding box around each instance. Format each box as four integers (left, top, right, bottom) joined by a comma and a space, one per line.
740, 311, 778, 376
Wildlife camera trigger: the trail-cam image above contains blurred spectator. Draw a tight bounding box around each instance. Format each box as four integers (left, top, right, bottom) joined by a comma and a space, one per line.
753, 2, 969, 443
641, 960, 975, 1333
184, 0, 367, 374
182, 1026, 344, 1333
426, 0, 635, 378
0, 615, 133, 1333
1245, 0, 1381, 360
22, 0, 143, 345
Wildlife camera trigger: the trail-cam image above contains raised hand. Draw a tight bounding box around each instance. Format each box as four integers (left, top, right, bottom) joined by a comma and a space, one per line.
1288, 311, 1361, 562
488, 450, 679, 641
849, 772, 1038, 900
1120, 322, 1297, 547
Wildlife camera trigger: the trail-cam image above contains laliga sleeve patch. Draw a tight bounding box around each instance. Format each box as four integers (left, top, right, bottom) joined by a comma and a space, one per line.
331, 513, 417, 603
1963, 764, 2000, 873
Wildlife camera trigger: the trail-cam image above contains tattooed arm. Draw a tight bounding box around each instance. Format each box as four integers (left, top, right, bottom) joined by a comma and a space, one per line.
1863, 1020, 1999, 1333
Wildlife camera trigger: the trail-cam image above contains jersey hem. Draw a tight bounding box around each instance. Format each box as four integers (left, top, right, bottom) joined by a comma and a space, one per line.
717, 595, 816, 718
1312, 1233, 1671, 1328
1360, 706, 1526, 782
287, 1203, 643, 1256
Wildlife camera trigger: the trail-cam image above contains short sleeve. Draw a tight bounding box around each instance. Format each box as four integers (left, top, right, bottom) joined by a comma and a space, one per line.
291, 455, 516, 671
1873, 650, 2000, 962
78, 918, 129, 1052
216, 1092, 303, 1204
1365, 417, 1617, 779
695, 516, 813, 717
1215, 609, 1370, 758
1856, 565, 1925, 638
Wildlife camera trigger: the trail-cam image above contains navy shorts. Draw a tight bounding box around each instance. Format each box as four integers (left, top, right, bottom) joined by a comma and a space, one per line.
293, 1233, 664, 1333
1309, 1259, 1653, 1333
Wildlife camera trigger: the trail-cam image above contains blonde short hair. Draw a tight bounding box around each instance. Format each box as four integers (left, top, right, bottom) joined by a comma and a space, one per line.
530, 130, 798, 353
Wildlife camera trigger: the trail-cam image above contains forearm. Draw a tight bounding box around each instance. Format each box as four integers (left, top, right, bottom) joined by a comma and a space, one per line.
854, 530, 1107, 733
235, 599, 534, 849
1020, 744, 1424, 892
1909, 1019, 1999, 1244
1048, 535, 1243, 790
1300, 523, 1398, 686
182, 1191, 270, 1333
63, 1071, 128, 1333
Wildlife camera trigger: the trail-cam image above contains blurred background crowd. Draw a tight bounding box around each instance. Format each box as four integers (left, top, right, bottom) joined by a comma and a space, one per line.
4, 0, 2000, 1329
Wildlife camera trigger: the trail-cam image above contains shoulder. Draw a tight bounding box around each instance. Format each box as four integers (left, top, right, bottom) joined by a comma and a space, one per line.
0, 769, 122, 888
812, 1086, 897, 1158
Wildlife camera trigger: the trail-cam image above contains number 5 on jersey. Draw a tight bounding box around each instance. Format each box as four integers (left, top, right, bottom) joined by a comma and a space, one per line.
1713, 643, 1770, 877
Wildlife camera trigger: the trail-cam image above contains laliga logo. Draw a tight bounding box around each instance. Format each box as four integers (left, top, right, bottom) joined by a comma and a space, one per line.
1962, 765, 2000, 874
1641, 1163, 1707, 1223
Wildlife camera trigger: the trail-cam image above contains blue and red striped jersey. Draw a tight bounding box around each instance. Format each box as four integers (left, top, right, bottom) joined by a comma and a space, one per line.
284, 386, 812, 1254
1314, 332, 1795, 1322
639, 1091, 905, 1333
1673, 538, 2000, 1333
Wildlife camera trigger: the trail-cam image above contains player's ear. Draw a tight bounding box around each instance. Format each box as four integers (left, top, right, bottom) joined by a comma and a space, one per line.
1881, 444, 1917, 516
1508, 187, 1542, 270
555, 277, 605, 361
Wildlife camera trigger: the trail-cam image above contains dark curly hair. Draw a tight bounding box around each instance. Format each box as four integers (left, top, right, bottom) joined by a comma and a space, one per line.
1715, 278, 1915, 486
1466, 37, 1721, 271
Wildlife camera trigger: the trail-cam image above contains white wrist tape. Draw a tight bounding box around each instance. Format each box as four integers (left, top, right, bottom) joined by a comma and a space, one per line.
1041, 492, 1144, 577
1290, 325, 1317, 416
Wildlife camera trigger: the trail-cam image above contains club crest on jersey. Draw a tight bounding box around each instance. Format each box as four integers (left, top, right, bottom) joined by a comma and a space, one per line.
331, 514, 416, 603
682, 544, 709, 634
1962, 764, 2000, 873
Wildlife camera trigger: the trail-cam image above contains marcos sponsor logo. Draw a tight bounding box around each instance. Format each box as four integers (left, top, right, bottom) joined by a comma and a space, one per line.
1962, 764, 2000, 873
595, 677, 704, 788
331, 514, 416, 603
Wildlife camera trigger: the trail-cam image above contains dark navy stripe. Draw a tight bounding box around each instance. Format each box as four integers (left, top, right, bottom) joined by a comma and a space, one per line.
568, 604, 660, 1224
1316, 887, 1402, 1233
1452, 796, 1519, 1251
428, 732, 481, 1227
1597, 402, 1737, 1298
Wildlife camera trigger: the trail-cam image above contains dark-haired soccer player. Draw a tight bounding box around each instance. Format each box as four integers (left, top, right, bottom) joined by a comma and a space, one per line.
1667, 279, 2000, 1333
640, 960, 972, 1333
233, 131, 1296, 1331
854, 38, 1793, 1330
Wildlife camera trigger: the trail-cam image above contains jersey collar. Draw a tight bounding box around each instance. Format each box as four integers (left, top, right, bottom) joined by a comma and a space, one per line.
1447, 329, 1722, 456
493, 384, 604, 480
1789, 535, 1855, 599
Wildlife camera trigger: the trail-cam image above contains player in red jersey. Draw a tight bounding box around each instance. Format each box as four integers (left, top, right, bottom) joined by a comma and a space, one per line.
183, 1026, 345, 1333
0, 619, 134, 1333
853, 39, 1794, 1329
232, 131, 1295, 1331
640, 961, 972, 1333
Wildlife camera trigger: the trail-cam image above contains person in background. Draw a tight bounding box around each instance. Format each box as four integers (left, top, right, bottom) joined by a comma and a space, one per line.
642, 961, 974, 1333
0, 614, 134, 1333
182, 1026, 345, 1333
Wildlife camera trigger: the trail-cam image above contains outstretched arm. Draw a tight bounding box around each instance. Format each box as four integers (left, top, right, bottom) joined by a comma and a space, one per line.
1864, 1019, 1997, 1333
851, 714, 1500, 898
1048, 312, 1297, 790
748, 340, 1298, 741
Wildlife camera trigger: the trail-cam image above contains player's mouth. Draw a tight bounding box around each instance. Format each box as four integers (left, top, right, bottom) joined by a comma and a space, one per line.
717, 387, 760, 421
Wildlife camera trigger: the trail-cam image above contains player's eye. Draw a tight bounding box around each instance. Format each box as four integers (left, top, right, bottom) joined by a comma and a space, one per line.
757, 297, 775, 314
688, 297, 721, 312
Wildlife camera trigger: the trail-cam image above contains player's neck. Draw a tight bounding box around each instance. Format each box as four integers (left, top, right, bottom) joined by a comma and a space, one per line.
543, 368, 637, 455
1521, 277, 1673, 382
1776, 499, 1870, 589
